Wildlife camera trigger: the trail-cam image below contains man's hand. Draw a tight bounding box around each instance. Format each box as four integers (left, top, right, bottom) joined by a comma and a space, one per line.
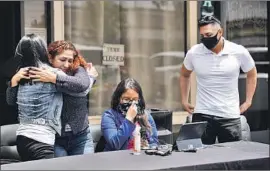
182, 103, 194, 114
29, 67, 57, 83
240, 101, 252, 114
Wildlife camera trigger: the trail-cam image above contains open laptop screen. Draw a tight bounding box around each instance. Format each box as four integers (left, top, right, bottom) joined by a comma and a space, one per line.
176, 121, 207, 141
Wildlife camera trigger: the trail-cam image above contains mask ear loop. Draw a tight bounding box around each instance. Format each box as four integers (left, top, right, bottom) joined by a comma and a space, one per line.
216, 29, 224, 47
217, 29, 221, 39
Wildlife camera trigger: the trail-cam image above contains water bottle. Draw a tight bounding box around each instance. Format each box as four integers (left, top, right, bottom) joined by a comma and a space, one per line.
132, 122, 141, 155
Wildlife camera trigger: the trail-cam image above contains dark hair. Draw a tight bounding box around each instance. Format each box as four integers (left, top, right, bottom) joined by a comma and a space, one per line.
111, 78, 146, 111
47, 40, 88, 71
15, 33, 49, 69
198, 15, 221, 27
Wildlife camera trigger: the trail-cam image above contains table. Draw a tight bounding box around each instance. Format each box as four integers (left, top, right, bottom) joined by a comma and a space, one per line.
1, 141, 269, 170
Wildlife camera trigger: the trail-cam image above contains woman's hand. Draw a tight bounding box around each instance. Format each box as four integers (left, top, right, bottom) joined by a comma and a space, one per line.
29, 67, 57, 84
125, 103, 137, 123
11, 67, 30, 87
86, 63, 98, 78
141, 139, 149, 148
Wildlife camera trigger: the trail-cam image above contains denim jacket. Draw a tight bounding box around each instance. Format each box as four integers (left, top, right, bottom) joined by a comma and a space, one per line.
6, 65, 64, 135
101, 108, 159, 151
17, 82, 63, 135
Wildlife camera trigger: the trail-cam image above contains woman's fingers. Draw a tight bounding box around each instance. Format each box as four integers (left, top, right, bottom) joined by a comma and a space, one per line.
30, 67, 42, 71
28, 69, 41, 76
29, 75, 40, 79
87, 63, 92, 68
21, 75, 30, 79
32, 79, 40, 82
18, 67, 28, 74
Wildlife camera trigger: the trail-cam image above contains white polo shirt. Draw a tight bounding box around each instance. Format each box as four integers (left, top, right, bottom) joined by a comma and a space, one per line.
183, 38, 255, 118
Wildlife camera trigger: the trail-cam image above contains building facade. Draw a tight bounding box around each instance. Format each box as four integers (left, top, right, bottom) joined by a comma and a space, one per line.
0, 1, 269, 132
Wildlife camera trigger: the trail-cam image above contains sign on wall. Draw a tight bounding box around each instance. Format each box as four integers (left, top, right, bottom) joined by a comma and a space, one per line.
102, 43, 125, 66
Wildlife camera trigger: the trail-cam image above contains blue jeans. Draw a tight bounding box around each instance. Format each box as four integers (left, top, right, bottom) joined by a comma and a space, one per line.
54, 127, 94, 157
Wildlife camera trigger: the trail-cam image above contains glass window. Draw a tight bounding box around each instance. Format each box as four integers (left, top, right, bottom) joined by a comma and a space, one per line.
221, 2, 268, 64
23, 1, 47, 41
64, 1, 186, 116
219, 1, 268, 131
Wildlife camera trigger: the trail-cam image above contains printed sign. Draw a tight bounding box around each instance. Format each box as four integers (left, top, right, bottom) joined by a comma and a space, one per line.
102, 43, 125, 66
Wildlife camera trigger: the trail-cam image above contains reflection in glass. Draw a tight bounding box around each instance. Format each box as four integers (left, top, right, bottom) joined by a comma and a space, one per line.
64, 1, 185, 116
24, 1, 47, 40
220, 1, 268, 131
221, 2, 267, 63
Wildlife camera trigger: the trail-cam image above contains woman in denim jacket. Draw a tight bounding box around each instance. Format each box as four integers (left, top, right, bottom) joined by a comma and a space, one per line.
27, 41, 96, 157
101, 78, 159, 151
6, 34, 67, 161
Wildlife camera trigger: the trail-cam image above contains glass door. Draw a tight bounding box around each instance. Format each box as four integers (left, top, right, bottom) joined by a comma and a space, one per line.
21, 1, 51, 43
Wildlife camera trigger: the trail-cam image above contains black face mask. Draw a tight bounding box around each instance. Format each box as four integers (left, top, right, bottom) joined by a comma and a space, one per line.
118, 102, 132, 114
201, 32, 220, 50
118, 101, 143, 115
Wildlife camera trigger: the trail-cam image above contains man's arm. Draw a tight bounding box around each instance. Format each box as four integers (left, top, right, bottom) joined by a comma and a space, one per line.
239, 47, 257, 114
179, 65, 194, 114
240, 67, 257, 114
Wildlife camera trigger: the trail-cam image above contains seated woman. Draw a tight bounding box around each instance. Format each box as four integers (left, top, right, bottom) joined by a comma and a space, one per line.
101, 78, 159, 151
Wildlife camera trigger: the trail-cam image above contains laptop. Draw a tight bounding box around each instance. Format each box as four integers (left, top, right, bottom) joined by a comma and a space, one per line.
174, 121, 207, 151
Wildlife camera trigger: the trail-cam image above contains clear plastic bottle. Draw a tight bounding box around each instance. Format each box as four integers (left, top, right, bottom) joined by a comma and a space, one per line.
132, 122, 141, 155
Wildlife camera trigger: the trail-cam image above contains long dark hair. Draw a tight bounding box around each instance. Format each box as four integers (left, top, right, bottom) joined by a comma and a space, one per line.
111, 78, 146, 111
15, 33, 49, 69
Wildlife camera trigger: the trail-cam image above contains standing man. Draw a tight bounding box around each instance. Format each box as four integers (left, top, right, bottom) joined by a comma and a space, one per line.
180, 15, 257, 144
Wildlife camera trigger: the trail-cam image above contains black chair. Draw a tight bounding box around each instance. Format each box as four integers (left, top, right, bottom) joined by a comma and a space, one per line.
150, 108, 173, 144
94, 136, 106, 153
240, 115, 251, 141
0, 124, 21, 165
